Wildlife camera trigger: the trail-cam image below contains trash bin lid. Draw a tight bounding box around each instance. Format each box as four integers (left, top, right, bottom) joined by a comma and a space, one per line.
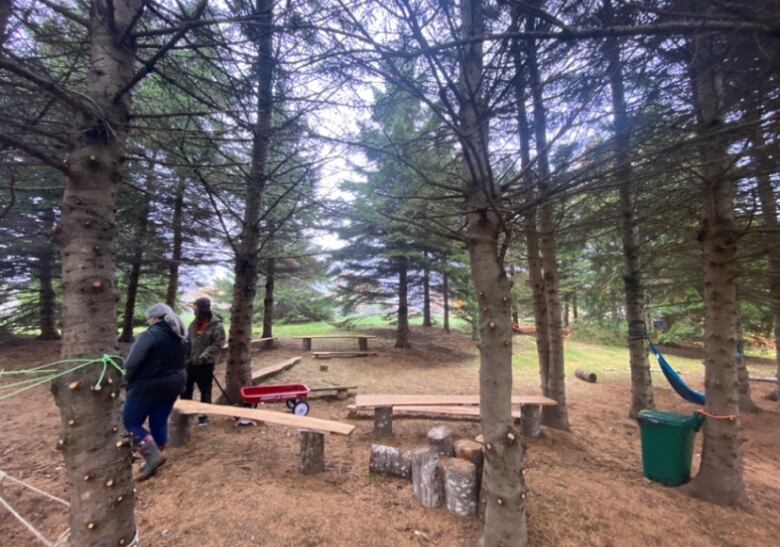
637, 410, 703, 429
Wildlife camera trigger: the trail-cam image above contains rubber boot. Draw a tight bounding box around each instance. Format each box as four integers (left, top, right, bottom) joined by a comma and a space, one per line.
137, 434, 166, 481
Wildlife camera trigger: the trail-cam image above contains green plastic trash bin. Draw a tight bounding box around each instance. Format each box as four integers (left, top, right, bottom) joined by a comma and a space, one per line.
636, 410, 705, 486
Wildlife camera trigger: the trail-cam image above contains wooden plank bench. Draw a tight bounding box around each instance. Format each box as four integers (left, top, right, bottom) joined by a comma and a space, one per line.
223, 336, 278, 352
352, 394, 557, 438
171, 399, 354, 474
293, 335, 377, 352
312, 351, 377, 359
251, 356, 301, 385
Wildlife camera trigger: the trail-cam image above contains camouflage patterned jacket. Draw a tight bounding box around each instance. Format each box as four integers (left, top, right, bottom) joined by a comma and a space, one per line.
186, 313, 226, 366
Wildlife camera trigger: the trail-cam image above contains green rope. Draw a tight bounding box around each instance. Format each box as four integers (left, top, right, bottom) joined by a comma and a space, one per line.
0, 355, 124, 402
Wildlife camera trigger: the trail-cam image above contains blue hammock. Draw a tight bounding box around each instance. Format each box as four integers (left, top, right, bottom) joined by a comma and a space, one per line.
649, 344, 705, 405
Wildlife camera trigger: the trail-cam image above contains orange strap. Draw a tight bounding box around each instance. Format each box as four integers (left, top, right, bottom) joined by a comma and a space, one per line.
696, 408, 737, 421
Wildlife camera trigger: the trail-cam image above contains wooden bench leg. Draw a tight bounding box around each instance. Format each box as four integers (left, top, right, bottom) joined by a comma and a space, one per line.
299, 430, 325, 474
302, 338, 312, 351
358, 337, 368, 351
373, 406, 393, 437
168, 409, 191, 448
520, 405, 541, 438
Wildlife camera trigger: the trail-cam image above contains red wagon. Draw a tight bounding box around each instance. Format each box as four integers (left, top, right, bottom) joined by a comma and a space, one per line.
239, 383, 311, 416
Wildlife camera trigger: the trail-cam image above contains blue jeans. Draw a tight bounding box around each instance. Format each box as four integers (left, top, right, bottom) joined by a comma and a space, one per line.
123, 394, 178, 447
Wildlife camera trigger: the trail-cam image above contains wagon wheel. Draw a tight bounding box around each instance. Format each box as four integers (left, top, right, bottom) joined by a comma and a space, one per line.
292, 401, 310, 416
286, 399, 297, 409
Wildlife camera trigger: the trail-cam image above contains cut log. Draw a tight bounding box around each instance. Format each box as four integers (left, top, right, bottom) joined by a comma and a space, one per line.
374, 406, 393, 437
358, 337, 369, 351
454, 439, 484, 468
427, 425, 454, 456
168, 409, 191, 448
440, 457, 478, 516
369, 444, 411, 479
299, 430, 325, 474
575, 369, 597, 383
410, 448, 444, 508
520, 405, 542, 438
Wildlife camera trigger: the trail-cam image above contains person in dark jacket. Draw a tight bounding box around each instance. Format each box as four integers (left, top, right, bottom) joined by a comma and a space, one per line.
122, 303, 187, 480
183, 297, 225, 427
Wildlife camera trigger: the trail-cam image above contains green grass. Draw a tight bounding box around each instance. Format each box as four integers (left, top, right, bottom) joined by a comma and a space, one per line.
511, 337, 707, 381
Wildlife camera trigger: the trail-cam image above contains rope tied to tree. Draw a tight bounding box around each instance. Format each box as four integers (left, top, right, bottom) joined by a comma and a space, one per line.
0, 354, 124, 402
696, 408, 738, 421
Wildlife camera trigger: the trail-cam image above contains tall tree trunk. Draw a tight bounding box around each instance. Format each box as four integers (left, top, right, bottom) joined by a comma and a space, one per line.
735, 329, 759, 413
396, 255, 412, 348
443, 272, 450, 333
37, 207, 60, 340
572, 292, 578, 319
509, 10, 551, 398
563, 302, 569, 328
423, 254, 432, 327
261, 257, 275, 348
225, 0, 275, 402
602, 0, 654, 418
460, 1, 527, 544
165, 178, 186, 307
119, 166, 155, 343
50, 2, 142, 545
526, 8, 569, 431
686, 31, 745, 506
748, 96, 780, 404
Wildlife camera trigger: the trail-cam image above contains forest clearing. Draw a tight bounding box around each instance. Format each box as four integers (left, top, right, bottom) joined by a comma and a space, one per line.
1, 329, 779, 546
1, 1, 779, 546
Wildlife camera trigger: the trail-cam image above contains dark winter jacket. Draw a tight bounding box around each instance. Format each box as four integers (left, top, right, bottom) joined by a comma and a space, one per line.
123, 321, 187, 400
187, 313, 226, 366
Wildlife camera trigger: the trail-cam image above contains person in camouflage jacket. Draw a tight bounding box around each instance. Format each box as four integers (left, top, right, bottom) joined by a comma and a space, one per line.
183, 297, 225, 426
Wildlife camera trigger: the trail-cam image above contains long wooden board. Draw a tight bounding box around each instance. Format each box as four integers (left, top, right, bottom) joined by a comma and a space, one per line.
251, 356, 301, 384
310, 385, 359, 393
222, 337, 278, 351
312, 351, 377, 359
174, 399, 354, 435
292, 335, 377, 339
349, 404, 523, 419
354, 394, 557, 408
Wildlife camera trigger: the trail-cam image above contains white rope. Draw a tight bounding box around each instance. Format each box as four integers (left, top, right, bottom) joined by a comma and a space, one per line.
0, 492, 55, 546
0, 470, 70, 507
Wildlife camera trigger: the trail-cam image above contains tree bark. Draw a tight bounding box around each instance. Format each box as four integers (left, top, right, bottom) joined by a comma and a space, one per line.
460, 1, 527, 544
369, 444, 411, 479
299, 431, 325, 474
427, 425, 455, 456
37, 207, 60, 340
443, 272, 450, 333
410, 448, 444, 508
736, 333, 759, 413
165, 178, 186, 307
261, 257, 275, 348
395, 255, 412, 348
441, 457, 479, 517
225, 0, 275, 403
686, 31, 745, 506
373, 405, 393, 437
526, 8, 569, 431
572, 292, 578, 319
50, 3, 142, 545
423, 254, 432, 327
748, 96, 780, 404
119, 164, 155, 343
602, 0, 654, 418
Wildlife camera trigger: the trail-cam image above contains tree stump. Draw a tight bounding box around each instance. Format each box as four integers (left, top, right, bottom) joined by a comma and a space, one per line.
168, 409, 191, 448
369, 444, 411, 479
319, 364, 329, 372
411, 448, 443, 508
440, 457, 478, 516
373, 406, 393, 437
358, 337, 368, 351
520, 405, 542, 438
302, 338, 312, 351
454, 439, 484, 468
427, 425, 454, 456
299, 430, 325, 474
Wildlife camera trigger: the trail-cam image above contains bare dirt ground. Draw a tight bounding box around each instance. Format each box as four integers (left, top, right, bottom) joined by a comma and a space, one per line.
1, 330, 779, 546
